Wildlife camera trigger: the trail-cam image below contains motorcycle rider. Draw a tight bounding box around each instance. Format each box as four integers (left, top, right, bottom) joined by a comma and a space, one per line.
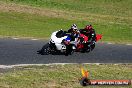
62, 24, 80, 55
80, 24, 96, 43
67, 24, 80, 41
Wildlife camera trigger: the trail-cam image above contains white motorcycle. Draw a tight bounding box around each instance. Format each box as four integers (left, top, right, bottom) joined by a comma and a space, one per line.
37, 30, 76, 56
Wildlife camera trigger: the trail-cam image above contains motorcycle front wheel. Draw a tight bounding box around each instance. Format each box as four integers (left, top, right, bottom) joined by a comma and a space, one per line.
65, 44, 74, 56
41, 43, 50, 55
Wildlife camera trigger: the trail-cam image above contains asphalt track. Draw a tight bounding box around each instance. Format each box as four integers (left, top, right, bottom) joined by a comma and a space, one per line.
0, 38, 132, 65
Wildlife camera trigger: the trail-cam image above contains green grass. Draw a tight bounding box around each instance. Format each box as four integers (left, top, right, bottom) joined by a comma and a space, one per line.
0, 11, 89, 38
0, 64, 132, 88
0, 0, 132, 43
4, 0, 132, 17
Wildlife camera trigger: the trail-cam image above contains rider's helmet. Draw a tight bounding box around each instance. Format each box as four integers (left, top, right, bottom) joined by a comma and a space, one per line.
71, 24, 79, 34
71, 24, 78, 30
85, 24, 93, 30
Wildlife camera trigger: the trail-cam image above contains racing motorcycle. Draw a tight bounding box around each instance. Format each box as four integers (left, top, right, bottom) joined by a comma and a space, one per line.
37, 30, 76, 56
76, 33, 102, 53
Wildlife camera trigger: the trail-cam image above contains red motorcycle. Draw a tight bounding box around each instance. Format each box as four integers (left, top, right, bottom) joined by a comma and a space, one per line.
76, 33, 102, 53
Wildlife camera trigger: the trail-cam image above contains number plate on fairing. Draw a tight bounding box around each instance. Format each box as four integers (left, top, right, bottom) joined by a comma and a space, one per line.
62, 45, 66, 49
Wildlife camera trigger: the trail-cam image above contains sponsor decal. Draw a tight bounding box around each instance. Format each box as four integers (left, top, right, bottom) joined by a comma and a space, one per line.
79, 67, 131, 86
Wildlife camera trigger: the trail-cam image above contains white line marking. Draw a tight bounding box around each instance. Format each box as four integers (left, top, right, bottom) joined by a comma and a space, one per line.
0, 63, 131, 69
126, 44, 132, 46
107, 43, 113, 44
13, 38, 19, 40
31, 39, 38, 40
95, 63, 100, 65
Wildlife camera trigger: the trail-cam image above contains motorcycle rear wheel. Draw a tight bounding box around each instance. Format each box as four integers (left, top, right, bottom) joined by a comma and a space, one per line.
90, 43, 95, 51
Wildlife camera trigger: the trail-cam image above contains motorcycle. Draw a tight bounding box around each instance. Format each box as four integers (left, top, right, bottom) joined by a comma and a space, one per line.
76, 32, 102, 53
37, 30, 76, 56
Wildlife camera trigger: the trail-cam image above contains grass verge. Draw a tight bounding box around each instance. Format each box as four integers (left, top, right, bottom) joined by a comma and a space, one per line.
0, 1, 132, 43
3, 0, 132, 17
0, 64, 132, 88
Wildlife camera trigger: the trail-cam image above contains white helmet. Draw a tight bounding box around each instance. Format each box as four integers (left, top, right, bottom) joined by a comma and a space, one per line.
71, 24, 78, 30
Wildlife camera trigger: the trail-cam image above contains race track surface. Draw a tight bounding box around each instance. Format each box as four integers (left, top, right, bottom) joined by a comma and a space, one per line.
0, 38, 132, 65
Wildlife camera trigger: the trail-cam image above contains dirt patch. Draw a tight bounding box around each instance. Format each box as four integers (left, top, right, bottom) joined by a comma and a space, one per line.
0, 2, 61, 17
0, 2, 85, 21
0, 2, 131, 24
